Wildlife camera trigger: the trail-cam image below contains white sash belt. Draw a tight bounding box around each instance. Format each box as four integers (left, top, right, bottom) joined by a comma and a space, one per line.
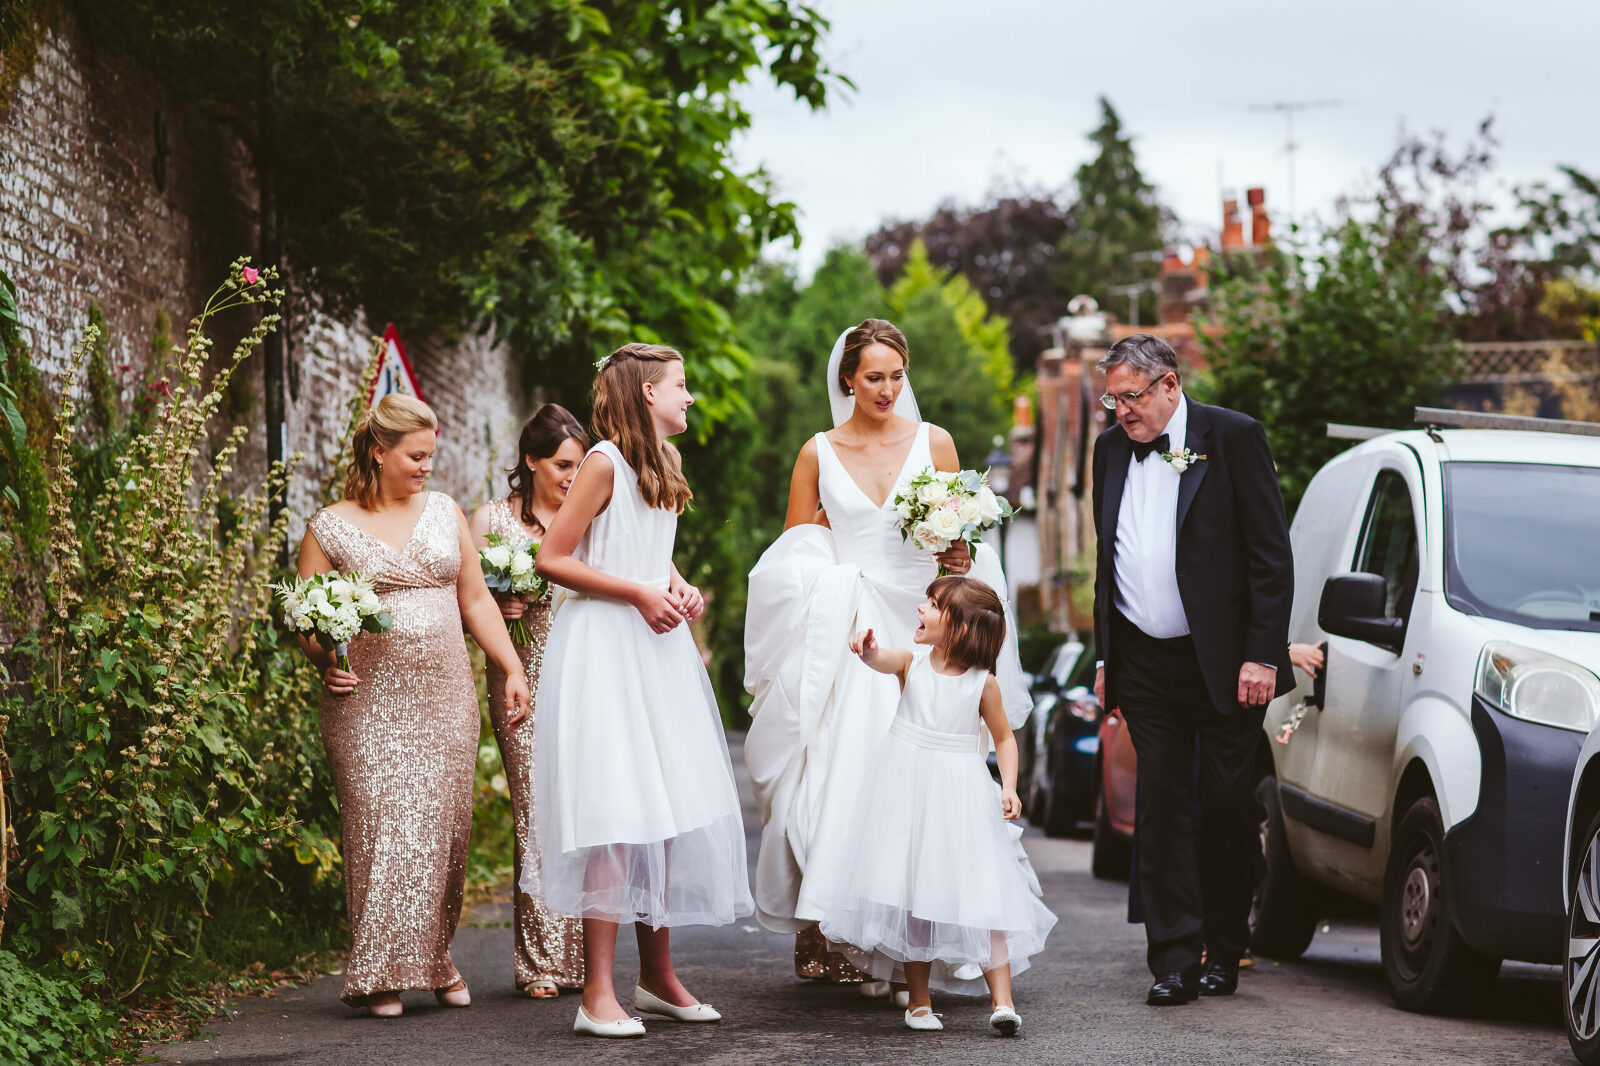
889, 716, 984, 754
552, 575, 668, 614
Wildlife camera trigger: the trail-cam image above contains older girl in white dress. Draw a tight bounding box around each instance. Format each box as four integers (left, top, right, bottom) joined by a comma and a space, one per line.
526, 343, 752, 1038
820, 578, 1057, 1035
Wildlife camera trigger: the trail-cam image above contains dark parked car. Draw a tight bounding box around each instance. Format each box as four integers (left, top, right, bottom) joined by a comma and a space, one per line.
1023, 639, 1102, 837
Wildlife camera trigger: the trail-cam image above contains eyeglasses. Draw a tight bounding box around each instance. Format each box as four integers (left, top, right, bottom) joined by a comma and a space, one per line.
1099, 373, 1172, 411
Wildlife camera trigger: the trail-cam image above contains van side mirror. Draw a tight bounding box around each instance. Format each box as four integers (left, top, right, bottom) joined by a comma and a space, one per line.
1318, 573, 1404, 652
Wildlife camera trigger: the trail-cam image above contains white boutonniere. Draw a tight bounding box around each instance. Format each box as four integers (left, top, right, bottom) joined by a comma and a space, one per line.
1160, 447, 1206, 473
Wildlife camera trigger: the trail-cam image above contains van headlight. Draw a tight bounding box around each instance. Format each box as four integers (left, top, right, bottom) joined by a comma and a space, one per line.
1476, 642, 1600, 733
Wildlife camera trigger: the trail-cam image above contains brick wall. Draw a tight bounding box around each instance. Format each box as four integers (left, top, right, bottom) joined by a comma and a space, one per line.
0, 17, 526, 543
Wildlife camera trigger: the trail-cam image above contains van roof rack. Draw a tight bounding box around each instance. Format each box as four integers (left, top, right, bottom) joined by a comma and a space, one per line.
1327, 422, 1388, 441
1413, 406, 1600, 437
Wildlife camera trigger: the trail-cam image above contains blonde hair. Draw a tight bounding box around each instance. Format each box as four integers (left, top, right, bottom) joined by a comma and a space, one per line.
591, 343, 694, 513
926, 576, 1006, 674
345, 393, 439, 508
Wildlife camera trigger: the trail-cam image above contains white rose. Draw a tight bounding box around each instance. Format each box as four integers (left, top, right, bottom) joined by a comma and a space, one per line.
359, 591, 382, 612
1170, 458, 1189, 473
509, 552, 534, 576
485, 545, 512, 569
929, 507, 963, 540
957, 495, 982, 524
975, 486, 1003, 523
328, 579, 352, 599
306, 586, 329, 608
895, 498, 914, 521
916, 481, 946, 505
913, 522, 944, 551
315, 599, 337, 618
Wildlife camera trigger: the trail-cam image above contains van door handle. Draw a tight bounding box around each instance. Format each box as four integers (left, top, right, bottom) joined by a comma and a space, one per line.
1311, 640, 1329, 709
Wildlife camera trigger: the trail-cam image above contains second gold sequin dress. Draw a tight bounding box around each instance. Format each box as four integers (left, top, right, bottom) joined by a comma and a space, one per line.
483, 498, 584, 990
307, 491, 480, 1005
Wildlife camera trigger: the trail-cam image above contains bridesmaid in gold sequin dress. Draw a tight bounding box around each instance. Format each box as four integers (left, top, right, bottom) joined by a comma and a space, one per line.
467, 404, 588, 998
296, 394, 532, 1018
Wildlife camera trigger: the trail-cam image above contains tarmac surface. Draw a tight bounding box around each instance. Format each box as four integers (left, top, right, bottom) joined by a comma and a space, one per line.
149, 736, 1572, 1066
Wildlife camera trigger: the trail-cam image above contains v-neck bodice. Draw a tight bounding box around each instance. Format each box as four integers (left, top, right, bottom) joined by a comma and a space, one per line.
308, 491, 462, 592
815, 422, 937, 588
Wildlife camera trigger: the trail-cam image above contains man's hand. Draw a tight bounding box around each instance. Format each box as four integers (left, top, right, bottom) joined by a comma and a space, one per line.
1238, 662, 1276, 708
1094, 666, 1105, 710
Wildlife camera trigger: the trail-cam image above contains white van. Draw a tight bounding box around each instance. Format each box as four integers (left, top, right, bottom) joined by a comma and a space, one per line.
1253, 409, 1600, 1014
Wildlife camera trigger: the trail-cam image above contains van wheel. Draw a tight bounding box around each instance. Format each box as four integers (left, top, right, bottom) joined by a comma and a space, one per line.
1090, 769, 1130, 881
1249, 776, 1319, 959
1380, 796, 1501, 1013
1565, 809, 1600, 1062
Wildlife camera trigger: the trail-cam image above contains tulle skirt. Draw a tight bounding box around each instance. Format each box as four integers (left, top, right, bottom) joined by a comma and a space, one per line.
525, 595, 753, 928
818, 733, 1057, 994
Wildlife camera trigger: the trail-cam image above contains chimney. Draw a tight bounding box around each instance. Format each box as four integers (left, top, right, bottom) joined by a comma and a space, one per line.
1013, 393, 1033, 428
1221, 198, 1244, 250
1248, 187, 1270, 247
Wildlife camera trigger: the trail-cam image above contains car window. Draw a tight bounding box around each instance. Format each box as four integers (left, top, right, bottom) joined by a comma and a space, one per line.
1050, 643, 1084, 689
1067, 640, 1099, 689
1354, 470, 1419, 622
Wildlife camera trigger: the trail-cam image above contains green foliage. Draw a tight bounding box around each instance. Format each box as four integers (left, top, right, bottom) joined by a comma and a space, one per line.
888, 241, 1013, 465
1194, 218, 1455, 514
1056, 97, 1168, 322
0, 950, 119, 1065
2, 265, 342, 1009
77, 0, 844, 435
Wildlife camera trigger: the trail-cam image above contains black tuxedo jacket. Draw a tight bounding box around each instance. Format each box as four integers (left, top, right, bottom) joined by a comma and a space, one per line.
1092, 399, 1294, 715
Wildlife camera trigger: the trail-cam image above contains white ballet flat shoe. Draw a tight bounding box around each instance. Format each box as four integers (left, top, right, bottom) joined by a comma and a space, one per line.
634, 984, 721, 1022
892, 990, 910, 1009
904, 1006, 943, 1031
990, 1005, 1021, 1036
859, 980, 892, 999
574, 1005, 646, 1038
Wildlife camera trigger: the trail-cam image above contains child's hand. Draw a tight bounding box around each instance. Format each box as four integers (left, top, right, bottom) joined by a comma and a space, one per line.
1000, 787, 1021, 821
669, 572, 706, 622
634, 585, 684, 634
849, 628, 878, 663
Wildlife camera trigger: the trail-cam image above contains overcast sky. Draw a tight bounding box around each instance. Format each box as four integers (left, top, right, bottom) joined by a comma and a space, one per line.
733, 0, 1600, 274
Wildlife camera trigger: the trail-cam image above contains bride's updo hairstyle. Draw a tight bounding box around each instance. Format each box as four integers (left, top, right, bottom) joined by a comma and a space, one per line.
506, 403, 588, 529
591, 343, 693, 514
926, 575, 1006, 674
838, 318, 909, 396
346, 393, 438, 509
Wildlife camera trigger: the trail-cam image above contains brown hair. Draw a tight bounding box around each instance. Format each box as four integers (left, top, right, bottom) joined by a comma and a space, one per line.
926, 575, 1006, 674
838, 318, 910, 397
591, 343, 693, 513
507, 403, 588, 529
345, 393, 438, 509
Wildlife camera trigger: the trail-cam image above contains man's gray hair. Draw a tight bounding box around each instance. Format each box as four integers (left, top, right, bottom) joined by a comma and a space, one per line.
1097, 333, 1180, 383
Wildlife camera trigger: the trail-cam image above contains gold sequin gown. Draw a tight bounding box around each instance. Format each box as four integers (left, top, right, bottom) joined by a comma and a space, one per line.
482, 498, 584, 990
307, 491, 480, 1005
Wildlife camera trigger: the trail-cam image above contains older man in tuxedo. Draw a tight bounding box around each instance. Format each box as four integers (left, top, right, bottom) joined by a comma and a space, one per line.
1091, 333, 1294, 1006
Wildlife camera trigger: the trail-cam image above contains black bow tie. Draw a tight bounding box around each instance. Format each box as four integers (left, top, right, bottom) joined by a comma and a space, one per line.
1131, 433, 1169, 463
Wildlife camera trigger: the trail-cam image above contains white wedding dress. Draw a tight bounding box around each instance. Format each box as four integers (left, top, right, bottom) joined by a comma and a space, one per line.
743, 332, 1033, 935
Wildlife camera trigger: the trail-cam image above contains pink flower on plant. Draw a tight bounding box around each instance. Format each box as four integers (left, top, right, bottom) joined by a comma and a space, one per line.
241, 266, 261, 286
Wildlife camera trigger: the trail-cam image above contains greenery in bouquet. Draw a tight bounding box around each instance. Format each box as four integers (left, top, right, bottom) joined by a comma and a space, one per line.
892, 465, 1015, 575
273, 570, 392, 672
478, 532, 546, 646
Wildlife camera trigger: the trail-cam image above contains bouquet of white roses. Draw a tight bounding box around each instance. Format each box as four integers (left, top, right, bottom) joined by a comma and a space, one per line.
478, 532, 547, 646
273, 570, 393, 681
891, 466, 1016, 576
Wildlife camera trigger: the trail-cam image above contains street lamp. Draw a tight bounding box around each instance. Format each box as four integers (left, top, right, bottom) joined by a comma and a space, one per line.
985, 434, 1013, 574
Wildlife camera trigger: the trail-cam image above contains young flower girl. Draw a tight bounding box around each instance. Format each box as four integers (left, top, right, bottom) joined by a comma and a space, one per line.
526, 343, 753, 1038
819, 577, 1057, 1035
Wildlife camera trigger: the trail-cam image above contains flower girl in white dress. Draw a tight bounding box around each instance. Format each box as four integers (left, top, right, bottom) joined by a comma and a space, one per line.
819, 577, 1057, 1035
526, 343, 753, 1038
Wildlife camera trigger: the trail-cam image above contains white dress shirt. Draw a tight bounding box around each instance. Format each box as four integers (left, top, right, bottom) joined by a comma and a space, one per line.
1112, 395, 1190, 639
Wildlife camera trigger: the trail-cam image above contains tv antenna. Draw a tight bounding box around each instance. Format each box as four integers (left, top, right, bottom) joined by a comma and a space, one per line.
1248, 99, 1342, 227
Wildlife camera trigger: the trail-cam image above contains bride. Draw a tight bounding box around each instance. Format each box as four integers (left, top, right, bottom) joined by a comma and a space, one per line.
743, 318, 1032, 985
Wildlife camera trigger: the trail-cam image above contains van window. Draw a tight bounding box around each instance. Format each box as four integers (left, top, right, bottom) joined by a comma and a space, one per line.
1354, 470, 1420, 621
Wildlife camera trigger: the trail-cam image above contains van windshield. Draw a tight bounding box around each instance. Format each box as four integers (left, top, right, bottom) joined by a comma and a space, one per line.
1444, 461, 1600, 632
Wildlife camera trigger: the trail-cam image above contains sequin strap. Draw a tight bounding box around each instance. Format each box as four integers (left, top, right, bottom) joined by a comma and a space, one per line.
888, 716, 984, 754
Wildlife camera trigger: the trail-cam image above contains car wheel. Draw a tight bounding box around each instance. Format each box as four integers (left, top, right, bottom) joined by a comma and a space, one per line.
1380, 795, 1501, 1013
1248, 776, 1319, 960
1090, 768, 1131, 881
1566, 808, 1600, 1063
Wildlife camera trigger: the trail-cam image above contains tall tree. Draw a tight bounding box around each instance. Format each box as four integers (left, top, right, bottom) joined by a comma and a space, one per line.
1056, 97, 1168, 325
865, 190, 1070, 372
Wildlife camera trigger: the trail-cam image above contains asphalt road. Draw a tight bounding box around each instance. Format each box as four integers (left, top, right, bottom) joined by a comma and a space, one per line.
149, 737, 1573, 1066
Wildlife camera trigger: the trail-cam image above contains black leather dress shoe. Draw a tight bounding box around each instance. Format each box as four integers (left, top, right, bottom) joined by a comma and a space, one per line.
1197, 960, 1239, 996
1146, 971, 1199, 1006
